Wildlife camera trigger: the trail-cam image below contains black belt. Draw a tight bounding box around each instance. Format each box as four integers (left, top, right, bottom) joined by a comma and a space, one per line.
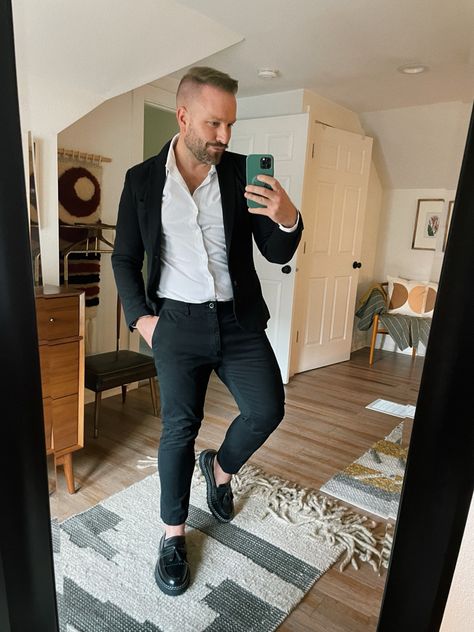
159, 298, 234, 315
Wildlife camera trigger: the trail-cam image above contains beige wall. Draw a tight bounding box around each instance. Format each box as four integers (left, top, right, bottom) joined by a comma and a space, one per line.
302, 90, 365, 135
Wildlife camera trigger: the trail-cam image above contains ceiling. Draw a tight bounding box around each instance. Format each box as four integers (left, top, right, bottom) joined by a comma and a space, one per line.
167, 0, 474, 113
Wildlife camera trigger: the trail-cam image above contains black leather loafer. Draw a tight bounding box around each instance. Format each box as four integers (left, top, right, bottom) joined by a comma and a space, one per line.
199, 449, 234, 523
154, 534, 190, 596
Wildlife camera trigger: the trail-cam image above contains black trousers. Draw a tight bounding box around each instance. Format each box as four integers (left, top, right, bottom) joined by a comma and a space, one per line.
151, 298, 285, 525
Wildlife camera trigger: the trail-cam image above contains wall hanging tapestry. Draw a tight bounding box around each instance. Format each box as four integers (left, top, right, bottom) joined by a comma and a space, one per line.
58, 153, 104, 320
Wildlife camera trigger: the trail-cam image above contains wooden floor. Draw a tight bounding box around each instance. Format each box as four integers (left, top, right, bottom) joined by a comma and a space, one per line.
50, 347, 424, 631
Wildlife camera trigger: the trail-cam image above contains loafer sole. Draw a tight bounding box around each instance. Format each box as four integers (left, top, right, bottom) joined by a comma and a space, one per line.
154, 564, 190, 596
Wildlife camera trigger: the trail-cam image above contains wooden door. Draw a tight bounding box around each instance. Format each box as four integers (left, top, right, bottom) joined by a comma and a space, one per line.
293, 123, 373, 373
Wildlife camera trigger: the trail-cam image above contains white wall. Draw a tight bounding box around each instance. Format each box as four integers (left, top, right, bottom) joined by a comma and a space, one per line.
58, 92, 138, 357
370, 188, 455, 356
238, 90, 305, 119
374, 189, 456, 283
440, 496, 474, 631
361, 101, 471, 355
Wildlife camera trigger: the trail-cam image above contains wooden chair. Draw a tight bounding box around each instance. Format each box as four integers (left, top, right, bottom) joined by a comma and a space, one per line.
85, 296, 159, 437
369, 283, 417, 365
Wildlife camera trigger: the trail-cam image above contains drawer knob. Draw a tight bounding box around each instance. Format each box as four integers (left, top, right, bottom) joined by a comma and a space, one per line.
49, 317, 55, 323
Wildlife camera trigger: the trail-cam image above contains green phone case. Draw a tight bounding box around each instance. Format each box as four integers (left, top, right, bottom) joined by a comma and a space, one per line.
246, 154, 274, 208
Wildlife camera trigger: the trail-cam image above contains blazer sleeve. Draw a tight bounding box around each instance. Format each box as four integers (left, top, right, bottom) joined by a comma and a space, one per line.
251, 212, 303, 264
233, 152, 303, 264
111, 169, 153, 329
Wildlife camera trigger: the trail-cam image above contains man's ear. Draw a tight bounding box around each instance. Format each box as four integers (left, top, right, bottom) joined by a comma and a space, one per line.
176, 105, 188, 131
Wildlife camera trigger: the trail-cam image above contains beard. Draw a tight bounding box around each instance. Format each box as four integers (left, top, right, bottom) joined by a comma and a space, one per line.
184, 126, 227, 165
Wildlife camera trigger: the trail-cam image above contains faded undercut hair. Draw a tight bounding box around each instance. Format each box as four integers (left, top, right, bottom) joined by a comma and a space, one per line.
176, 66, 238, 104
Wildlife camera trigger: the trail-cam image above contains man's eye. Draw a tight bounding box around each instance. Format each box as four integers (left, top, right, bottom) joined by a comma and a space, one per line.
208, 121, 219, 127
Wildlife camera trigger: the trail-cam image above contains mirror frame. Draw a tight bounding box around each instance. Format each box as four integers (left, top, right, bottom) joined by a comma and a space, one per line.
1, 2, 472, 630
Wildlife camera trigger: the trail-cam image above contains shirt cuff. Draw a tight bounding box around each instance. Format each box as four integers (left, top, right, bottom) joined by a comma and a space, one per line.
278, 211, 300, 233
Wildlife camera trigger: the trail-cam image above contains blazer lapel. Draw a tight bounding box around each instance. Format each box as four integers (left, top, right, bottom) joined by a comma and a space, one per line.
145, 142, 170, 252
217, 155, 236, 253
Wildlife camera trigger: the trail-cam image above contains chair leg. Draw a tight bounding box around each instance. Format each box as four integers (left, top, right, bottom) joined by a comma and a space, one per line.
122, 384, 127, 403
149, 377, 159, 417
93, 392, 102, 439
412, 346, 417, 361
369, 314, 379, 365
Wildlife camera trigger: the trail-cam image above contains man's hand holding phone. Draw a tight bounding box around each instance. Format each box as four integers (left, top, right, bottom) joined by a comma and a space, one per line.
244, 154, 298, 228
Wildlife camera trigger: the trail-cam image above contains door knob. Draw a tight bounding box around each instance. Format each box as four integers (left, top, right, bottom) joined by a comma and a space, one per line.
352, 261, 362, 269
281, 265, 292, 274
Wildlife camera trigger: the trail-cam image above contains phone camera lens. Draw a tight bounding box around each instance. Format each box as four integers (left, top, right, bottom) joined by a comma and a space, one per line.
260, 156, 272, 169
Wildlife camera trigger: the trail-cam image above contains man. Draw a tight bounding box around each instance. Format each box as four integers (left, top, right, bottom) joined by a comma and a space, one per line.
112, 66, 303, 596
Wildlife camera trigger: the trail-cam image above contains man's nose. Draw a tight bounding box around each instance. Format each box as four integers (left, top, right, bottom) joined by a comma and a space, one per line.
216, 125, 231, 146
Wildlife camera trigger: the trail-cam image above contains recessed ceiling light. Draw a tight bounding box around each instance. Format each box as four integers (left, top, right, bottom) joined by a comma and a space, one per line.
257, 68, 279, 79
397, 63, 429, 75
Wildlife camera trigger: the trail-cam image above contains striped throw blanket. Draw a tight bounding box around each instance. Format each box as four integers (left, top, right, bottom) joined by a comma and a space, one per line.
356, 286, 431, 351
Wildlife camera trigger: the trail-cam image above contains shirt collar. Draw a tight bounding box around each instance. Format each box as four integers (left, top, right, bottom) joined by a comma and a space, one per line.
165, 133, 217, 181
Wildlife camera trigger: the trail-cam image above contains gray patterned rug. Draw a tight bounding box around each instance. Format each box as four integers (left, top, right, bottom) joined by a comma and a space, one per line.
54, 460, 384, 631
320, 424, 405, 520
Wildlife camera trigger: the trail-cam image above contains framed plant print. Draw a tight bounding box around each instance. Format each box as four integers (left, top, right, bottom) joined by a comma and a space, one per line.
412, 198, 445, 251
443, 200, 454, 252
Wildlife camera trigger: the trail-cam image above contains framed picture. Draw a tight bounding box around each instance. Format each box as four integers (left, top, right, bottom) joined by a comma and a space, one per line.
443, 200, 454, 252
412, 198, 445, 251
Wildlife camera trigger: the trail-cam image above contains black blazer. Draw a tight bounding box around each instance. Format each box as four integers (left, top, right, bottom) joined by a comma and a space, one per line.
112, 141, 303, 333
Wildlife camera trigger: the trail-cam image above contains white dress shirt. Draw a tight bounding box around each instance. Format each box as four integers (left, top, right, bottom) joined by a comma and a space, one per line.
157, 134, 299, 304
158, 135, 233, 302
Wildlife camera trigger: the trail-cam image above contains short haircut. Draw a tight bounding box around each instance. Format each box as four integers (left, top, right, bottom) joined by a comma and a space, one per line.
177, 66, 238, 103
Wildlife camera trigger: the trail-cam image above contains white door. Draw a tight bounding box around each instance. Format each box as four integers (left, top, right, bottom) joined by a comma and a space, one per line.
229, 113, 309, 383
292, 123, 373, 373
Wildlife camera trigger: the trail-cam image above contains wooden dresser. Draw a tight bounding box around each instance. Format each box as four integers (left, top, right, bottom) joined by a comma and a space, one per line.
35, 285, 85, 493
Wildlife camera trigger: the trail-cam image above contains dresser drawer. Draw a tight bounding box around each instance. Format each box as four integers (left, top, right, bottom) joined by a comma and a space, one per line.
49, 342, 79, 399
39, 342, 79, 399
52, 394, 79, 452
36, 296, 79, 341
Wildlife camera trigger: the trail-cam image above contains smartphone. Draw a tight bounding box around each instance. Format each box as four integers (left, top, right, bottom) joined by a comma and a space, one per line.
246, 154, 274, 208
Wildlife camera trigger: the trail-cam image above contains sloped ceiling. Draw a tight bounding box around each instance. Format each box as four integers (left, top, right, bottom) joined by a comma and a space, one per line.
361, 101, 472, 189
12, 0, 242, 133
